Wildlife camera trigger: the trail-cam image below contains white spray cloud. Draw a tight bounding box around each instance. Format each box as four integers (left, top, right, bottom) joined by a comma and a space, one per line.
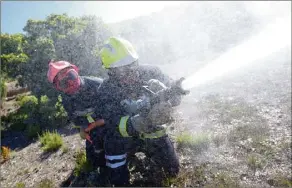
182, 14, 291, 90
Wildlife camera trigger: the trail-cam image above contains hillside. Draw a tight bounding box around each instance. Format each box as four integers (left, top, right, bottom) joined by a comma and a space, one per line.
1, 2, 291, 187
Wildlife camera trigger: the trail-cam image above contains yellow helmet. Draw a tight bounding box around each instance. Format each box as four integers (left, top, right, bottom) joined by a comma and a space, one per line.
100, 37, 138, 69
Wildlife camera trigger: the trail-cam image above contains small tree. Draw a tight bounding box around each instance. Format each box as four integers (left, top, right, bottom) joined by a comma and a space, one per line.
0, 33, 29, 79
19, 14, 111, 102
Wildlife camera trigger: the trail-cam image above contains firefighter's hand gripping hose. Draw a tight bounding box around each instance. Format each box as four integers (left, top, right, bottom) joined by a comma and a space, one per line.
121, 77, 190, 117
148, 77, 190, 106
170, 77, 190, 96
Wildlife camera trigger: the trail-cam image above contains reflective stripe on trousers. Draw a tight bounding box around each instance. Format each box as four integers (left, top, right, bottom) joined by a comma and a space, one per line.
105, 154, 127, 168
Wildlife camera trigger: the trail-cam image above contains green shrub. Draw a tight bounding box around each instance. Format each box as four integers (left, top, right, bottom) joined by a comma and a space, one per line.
39, 130, 63, 152
3, 95, 37, 131
17, 95, 38, 108
1, 79, 7, 99
40, 95, 49, 104
26, 124, 41, 139
9, 113, 28, 131
74, 150, 93, 177
37, 95, 68, 128
15, 94, 25, 101
53, 95, 68, 125
5, 94, 68, 133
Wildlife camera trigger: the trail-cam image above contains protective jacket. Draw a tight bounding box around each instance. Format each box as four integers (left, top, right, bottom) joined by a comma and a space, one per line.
61, 76, 103, 128
95, 64, 181, 186
95, 64, 179, 129
61, 76, 106, 169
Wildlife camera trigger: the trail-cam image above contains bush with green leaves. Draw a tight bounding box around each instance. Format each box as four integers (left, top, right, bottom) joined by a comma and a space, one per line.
21, 95, 67, 127
1, 79, 7, 99
1, 33, 29, 80
17, 95, 38, 109
39, 130, 63, 152
1, 96, 38, 133
18, 14, 110, 100
26, 124, 41, 139
2, 94, 67, 137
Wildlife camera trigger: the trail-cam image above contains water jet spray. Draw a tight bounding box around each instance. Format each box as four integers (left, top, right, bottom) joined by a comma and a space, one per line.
181, 15, 291, 91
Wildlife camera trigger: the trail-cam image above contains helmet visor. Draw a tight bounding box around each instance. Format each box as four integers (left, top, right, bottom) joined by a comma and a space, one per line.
56, 69, 79, 90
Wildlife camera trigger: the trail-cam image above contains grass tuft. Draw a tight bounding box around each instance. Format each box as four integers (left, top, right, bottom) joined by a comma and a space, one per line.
39, 130, 63, 152
247, 153, 266, 175
15, 182, 25, 188
37, 178, 54, 188
73, 149, 93, 177
176, 132, 210, 152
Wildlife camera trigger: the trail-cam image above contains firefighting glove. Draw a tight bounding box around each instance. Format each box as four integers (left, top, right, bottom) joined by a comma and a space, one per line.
147, 101, 174, 125
170, 77, 190, 96
130, 101, 174, 133
121, 97, 151, 115
130, 114, 149, 133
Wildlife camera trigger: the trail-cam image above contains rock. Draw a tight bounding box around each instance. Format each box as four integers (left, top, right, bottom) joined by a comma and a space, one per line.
267, 179, 276, 186
240, 174, 248, 181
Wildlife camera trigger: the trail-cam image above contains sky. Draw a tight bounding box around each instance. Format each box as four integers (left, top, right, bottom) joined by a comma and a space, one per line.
1, 1, 181, 34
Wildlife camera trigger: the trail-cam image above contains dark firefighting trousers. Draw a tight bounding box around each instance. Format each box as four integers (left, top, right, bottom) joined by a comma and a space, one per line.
103, 128, 180, 186
85, 126, 106, 169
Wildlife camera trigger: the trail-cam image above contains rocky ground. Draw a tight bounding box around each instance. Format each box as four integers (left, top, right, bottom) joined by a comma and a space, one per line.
1, 50, 291, 187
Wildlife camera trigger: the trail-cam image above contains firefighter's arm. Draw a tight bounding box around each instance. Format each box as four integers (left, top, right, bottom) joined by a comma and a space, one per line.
71, 108, 105, 142
117, 101, 174, 137
62, 96, 75, 121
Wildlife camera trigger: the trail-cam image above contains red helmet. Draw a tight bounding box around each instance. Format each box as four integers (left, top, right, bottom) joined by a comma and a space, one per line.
47, 60, 81, 94
47, 60, 79, 83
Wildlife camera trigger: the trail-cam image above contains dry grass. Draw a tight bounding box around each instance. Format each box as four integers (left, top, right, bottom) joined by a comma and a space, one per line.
267, 173, 292, 187
228, 122, 269, 144
247, 153, 266, 175
204, 172, 240, 188
163, 166, 207, 187
1, 146, 11, 162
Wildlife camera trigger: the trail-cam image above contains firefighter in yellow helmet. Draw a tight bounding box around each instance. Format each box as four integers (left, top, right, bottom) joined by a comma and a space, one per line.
96, 37, 189, 186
